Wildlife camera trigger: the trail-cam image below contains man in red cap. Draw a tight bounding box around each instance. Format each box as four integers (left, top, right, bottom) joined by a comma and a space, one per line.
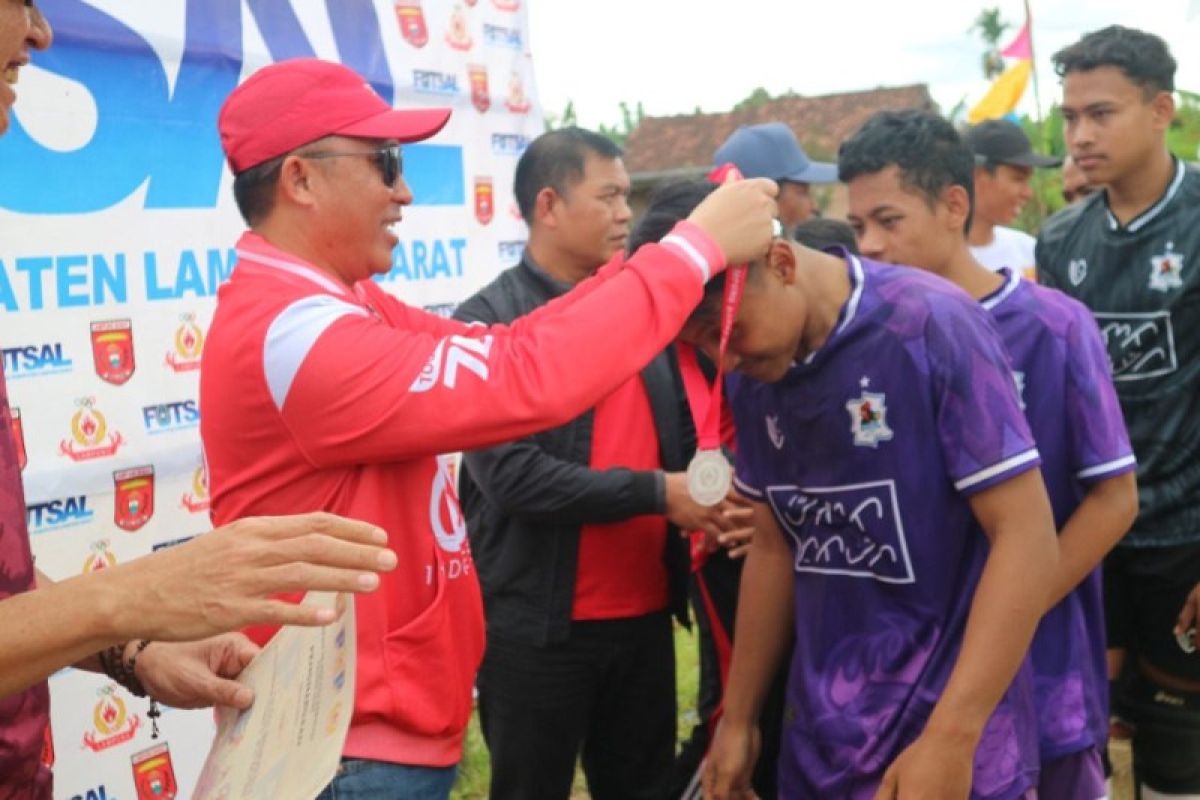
202, 58, 778, 798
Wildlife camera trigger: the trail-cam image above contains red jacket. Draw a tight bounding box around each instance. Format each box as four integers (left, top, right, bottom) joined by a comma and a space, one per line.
199, 225, 723, 766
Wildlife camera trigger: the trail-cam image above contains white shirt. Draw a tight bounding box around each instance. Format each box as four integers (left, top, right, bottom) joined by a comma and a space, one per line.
970, 226, 1036, 275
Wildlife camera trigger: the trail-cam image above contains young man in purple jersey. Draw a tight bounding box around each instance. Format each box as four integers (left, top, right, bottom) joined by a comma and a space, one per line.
631, 181, 1059, 799
839, 108, 1139, 798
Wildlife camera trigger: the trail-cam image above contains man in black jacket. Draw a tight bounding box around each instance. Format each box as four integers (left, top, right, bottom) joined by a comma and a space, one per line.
455, 127, 738, 800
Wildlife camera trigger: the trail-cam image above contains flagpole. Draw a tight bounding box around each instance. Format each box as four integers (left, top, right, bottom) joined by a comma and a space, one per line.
1024, 0, 1049, 222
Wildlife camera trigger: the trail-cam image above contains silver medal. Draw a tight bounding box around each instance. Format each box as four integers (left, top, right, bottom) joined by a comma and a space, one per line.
687, 449, 732, 507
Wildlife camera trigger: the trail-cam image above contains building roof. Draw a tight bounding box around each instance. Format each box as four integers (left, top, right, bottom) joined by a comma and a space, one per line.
622, 84, 937, 178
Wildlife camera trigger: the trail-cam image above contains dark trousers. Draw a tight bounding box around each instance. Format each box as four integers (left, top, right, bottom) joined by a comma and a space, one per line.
477, 610, 676, 800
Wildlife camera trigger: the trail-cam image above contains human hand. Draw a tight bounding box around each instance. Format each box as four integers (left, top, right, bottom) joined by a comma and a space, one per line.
665, 471, 738, 540
102, 512, 395, 643
702, 718, 760, 800
1177, 582, 1200, 653
716, 491, 755, 558
873, 729, 974, 800
133, 633, 260, 710
686, 178, 779, 268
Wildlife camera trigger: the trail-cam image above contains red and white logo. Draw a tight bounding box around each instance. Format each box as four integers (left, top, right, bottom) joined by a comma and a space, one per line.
409, 335, 493, 393
430, 454, 467, 553
131, 742, 178, 800
82, 539, 118, 574
180, 462, 210, 513
505, 71, 531, 114
468, 64, 490, 112
474, 176, 494, 225
444, 3, 473, 50
164, 314, 204, 373
114, 465, 155, 531
90, 319, 135, 386
83, 685, 140, 752
394, 0, 429, 47
59, 397, 124, 461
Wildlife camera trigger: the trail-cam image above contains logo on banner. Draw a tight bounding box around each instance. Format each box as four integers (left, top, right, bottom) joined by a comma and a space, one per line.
493, 0, 520, 9
491, 133, 530, 156
181, 463, 210, 513
90, 320, 135, 386
41, 721, 54, 769
468, 64, 490, 112
484, 22, 522, 49
475, 177, 494, 224
114, 466, 155, 531
142, 399, 200, 434
84, 685, 140, 752
131, 742, 178, 800
1, 342, 73, 379
67, 785, 117, 800
82, 539, 118, 574
164, 314, 203, 373
60, 397, 124, 461
27, 495, 94, 534
412, 69, 459, 95
445, 3, 474, 50
498, 240, 526, 263
1149, 241, 1184, 292
10, 407, 26, 471
394, 0, 429, 47
505, 71, 532, 114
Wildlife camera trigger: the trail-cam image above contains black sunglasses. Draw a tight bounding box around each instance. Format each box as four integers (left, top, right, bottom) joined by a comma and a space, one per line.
298, 144, 402, 187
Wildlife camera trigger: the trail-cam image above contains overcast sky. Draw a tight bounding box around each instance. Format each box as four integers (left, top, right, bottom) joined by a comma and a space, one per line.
525, 0, 1200, 128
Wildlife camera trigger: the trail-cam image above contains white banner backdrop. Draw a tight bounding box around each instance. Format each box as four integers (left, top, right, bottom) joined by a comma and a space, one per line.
0, 1, 543, 797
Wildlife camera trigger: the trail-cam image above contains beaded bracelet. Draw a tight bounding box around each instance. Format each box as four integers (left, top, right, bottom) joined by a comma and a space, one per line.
98, 640, 161, 739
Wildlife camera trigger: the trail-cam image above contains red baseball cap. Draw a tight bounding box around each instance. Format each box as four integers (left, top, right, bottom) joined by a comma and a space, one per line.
219, 58, 452, 174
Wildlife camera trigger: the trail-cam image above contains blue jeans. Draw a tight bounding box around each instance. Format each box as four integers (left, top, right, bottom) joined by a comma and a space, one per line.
315, 759, 458, 800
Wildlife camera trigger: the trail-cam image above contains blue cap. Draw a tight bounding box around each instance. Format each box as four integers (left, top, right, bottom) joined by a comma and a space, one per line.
713, 122, 838, 184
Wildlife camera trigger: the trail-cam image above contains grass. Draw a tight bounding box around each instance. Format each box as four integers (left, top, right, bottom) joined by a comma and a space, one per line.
450, 622, 701, 799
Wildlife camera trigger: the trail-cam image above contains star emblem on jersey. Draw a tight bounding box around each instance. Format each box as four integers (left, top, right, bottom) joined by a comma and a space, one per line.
1068, 258, 1088, 286
1148, 242, 1184, 292
766, 414, 785, 450
845, 389, 894, 448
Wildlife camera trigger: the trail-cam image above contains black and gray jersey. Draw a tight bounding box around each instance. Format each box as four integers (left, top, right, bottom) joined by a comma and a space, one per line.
1037, 159, 1200, 547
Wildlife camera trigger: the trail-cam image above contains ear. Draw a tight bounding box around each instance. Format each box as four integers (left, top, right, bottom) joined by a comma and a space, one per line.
941, 184, 972, 234
765, 239, 799, 286
1151, 90, 1176, 133
531, 186, 561, 230
278, 155, 319, 209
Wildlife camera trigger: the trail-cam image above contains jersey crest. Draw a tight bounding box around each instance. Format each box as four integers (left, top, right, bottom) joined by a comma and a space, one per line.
845, 380, 894, 448
1149, 241, 1184, 292
1068, 258, 1088, 286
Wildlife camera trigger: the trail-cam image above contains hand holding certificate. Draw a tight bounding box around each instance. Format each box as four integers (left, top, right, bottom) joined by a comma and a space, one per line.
192, 592, 355, 800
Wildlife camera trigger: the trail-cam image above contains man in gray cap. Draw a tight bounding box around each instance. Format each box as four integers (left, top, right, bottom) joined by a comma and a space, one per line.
715, 121, 838, 231
964, 119, 1061, 276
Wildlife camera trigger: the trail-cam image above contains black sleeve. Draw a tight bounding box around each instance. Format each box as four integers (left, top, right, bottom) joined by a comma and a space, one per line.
455, 279, 665, 525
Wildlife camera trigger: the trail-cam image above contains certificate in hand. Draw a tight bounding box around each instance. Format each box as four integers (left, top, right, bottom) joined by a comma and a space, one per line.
192, 591, 355, 800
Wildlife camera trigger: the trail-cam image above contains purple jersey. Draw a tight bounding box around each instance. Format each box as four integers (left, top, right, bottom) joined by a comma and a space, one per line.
731, 255, 1042, 799
982, 268, 1135, 761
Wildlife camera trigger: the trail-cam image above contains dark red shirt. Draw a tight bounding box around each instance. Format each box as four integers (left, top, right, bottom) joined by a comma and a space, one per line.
0, 366, 52, 799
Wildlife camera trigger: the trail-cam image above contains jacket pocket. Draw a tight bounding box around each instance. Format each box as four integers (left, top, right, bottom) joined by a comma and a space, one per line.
382, 549, 478, 739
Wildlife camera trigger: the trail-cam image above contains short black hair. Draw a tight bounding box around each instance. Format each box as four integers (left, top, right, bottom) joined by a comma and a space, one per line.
232, 154, 285, 226
514, 127, 623, 224
1052, 25, 1176, 95
791, 218, 860, 255
628, 179, 733, 317
838, 109, 975, 233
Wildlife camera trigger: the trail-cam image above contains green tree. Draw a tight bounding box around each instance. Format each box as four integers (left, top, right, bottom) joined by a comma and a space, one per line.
969, 7, 1010, 79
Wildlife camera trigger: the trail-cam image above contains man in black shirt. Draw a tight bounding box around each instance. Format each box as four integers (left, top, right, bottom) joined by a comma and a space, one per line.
1037, 25, 1200, 798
